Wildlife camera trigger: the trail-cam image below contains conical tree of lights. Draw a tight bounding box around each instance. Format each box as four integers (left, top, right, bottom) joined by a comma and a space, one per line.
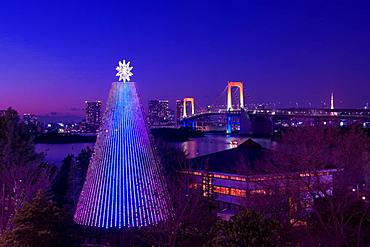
74, 60, 170, 228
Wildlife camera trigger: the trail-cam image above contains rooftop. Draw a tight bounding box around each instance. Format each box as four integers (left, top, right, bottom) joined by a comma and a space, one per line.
189, 139, 273, 175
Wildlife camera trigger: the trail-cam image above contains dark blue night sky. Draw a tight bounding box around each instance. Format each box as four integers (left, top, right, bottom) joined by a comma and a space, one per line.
1, 0, 370, 116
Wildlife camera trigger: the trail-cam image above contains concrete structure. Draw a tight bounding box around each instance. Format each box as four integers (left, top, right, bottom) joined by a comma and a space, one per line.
240, 112, 273, 136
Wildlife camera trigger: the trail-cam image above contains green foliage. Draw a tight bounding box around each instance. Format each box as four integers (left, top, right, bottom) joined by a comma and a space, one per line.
52, 147, 92, 218
0, 108, 42, 171
0, 191, 64, 247
176, 196, 217, 246
0, 108, 54, 229
52, 155, 75, 207
155, 140, 187, 179
207, 210, 284, 247
309, 197, 370, 246
274, 126, 370, 245
76, 146, 93, 182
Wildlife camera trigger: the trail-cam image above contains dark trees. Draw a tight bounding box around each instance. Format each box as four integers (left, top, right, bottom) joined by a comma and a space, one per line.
269, 126, 370, 246
0, 191, 64, 247
52, 147, 92, 218
207, 209, 283, 247
140, 141, 217, 247
0, 108, 55, 229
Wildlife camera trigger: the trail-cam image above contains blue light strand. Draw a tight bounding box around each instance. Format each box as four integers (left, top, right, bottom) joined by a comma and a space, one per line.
74, 82, 170, 228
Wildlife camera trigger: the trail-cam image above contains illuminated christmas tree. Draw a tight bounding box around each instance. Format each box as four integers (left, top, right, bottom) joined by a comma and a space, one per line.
74, 60, 170, 228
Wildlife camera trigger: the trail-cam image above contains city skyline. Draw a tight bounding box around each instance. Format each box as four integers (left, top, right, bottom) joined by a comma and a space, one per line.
2, 1, 370, 245
1, 1, 370, 115
2, 90, 364, 124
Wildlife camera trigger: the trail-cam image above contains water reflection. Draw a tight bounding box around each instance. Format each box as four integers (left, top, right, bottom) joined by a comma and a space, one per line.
173, 134, 275, 159
36, 134, 275, 165
36, 143, 94, 165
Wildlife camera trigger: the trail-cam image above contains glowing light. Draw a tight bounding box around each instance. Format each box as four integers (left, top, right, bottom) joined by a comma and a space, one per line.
183, 97, 195, 117
227, 81, 244, 110
330, 92, 334, 110
116, 60, 133, 82
74, 81, 170, 228
362, 196, 366, 200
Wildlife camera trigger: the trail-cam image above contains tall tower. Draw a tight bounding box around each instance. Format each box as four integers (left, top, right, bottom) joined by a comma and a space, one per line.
330, 92, 334, 110
74, 60, 170, 228
227, 81, 244, 110
183, 97, 195, 117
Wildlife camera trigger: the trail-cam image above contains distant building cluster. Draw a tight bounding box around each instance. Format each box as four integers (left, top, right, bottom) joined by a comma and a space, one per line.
2, 91, 370, 136
148, 98, 202, 127
23, 114, 42, 134
0, 100, 103, 135
148, 99, 175, 127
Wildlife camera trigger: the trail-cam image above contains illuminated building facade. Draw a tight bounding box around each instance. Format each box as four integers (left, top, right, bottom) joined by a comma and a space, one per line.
85, 101, 102, 133
148, 99, 174, 126
181, 139, 335, 223
176, 99, 183, 126
75, 81, 170, 228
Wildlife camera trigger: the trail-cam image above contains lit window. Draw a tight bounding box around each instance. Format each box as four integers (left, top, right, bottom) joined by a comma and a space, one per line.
250, 189, 267, 195
213, 186, 229, 195
230, 188, 246, 197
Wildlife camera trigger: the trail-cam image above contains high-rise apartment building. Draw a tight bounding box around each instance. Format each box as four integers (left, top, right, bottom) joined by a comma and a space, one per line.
148, 99, 174, 126
85, 101, 102, 133
175, 99, 183, 126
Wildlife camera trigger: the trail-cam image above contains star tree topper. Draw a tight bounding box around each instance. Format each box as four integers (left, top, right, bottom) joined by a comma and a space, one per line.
116, 60, 133, 82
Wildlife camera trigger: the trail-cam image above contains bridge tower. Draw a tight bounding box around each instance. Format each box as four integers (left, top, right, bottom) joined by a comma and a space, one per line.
226, 82, 244, 134
183, 97, 195, 117
227, 81, 244, 110
182, 97, 195, 129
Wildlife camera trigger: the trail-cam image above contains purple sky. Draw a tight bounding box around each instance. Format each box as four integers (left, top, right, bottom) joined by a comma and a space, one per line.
1, 1, 370, 118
